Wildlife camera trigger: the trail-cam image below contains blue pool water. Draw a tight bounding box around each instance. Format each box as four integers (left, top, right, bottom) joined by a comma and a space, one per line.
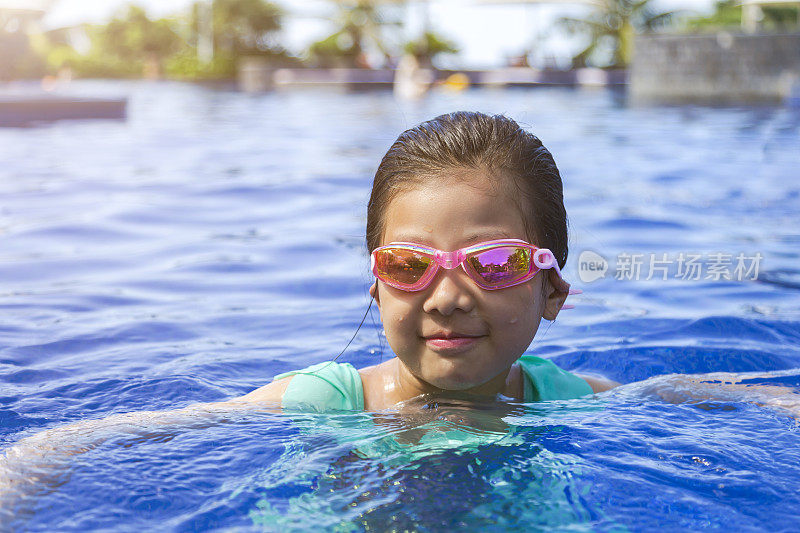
1, 81, 799, 531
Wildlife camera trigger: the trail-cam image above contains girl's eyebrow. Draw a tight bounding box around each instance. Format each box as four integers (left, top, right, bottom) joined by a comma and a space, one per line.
389, 230, 516, 245
462, 230, 515, 242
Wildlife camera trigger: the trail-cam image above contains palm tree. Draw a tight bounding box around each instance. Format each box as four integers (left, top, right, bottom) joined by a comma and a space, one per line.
96, 5, 183, 78
308, 1, 402, 68
403, 31, 458, 68
559, 0, 678, 68
205, 0, 282, 56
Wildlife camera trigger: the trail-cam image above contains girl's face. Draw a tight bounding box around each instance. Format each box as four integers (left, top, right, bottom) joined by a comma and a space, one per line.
373, 168, 564, 392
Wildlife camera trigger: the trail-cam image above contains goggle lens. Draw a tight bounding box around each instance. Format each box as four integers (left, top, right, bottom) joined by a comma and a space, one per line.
374, 248, 433, 288
465, 246, 532, 288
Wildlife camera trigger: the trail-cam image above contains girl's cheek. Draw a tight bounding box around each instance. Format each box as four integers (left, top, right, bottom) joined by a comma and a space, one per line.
505, 290, 541, 327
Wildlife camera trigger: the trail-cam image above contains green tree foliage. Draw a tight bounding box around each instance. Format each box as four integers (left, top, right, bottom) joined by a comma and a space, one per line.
308, 32, 362, 68
206, 0, 281, 55
36, 27, 81, 74
685, 1, 799, 32
559, 0, 678, 68
24, 0, 291, 80
685, 0, 741, 30
163, 51, 239, 80
100, 6, 182, 63
403, 31, 458, 68
89, 5, 183, 77
165, 0, 291, 79
0, 12, 46, 80
52, 5, 185, 78
308, 1, 401, 68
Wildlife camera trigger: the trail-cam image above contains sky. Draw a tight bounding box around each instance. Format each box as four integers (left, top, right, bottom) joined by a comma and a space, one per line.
39, 0, 719, 68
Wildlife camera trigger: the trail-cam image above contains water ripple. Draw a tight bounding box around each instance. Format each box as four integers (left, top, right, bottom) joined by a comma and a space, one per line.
0, 82, 798, 531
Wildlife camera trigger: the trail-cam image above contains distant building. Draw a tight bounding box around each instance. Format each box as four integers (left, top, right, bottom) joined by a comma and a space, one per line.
0, 0, 56, 33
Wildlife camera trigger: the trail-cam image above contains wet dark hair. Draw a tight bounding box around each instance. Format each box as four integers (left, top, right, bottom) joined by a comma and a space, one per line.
366, 111, 568, 268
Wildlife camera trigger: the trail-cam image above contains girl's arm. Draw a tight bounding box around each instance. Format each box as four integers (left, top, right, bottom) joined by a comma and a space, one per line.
0, 377, 292, 505
575, 373, 620, 393
2, 377, 293, 461
621, 369, 800, 418
233, 375, 292, 403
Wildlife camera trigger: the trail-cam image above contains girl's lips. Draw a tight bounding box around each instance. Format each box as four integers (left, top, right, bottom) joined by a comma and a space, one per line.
425, 335, 484, 353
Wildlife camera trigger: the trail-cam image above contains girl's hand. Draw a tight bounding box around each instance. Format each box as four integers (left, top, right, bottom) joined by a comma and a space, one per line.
0, 427, 84, 521
619, 369, 800, 420
0, 397, 284, 521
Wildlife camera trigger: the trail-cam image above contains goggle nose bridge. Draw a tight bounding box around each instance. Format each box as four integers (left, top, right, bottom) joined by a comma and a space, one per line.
433, 250, 466, 270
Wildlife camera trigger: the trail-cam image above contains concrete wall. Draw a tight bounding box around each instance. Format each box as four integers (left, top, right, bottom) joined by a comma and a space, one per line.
238, 64, 628, 93
630, 32, 800, 104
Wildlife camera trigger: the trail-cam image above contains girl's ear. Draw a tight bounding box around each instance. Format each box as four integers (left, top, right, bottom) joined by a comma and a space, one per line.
542, 269, 569, 321
369, 282, 380, 307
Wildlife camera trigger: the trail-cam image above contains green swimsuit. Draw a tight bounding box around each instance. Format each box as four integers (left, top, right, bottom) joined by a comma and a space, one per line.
274, 354, 592, 412
273, 355, 593, 465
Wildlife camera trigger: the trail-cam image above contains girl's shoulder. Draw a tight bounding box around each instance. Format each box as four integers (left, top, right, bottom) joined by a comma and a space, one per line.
518, 355, 594, 401
275, 361, 365, 412
263, 356, 592, 412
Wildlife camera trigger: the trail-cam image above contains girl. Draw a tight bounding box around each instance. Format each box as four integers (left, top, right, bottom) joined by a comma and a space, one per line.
3, 112, 797, 506
240, 111, 617, 412
1, 112, 610, 474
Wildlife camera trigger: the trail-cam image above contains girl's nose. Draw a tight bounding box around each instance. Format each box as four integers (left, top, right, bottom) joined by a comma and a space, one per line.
422, 270, 476, 316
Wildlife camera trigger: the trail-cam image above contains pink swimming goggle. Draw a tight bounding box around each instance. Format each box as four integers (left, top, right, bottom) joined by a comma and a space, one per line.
371, 238, 564, 292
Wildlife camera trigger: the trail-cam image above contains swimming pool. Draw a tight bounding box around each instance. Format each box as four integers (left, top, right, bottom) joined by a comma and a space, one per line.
1, 81, 799, 531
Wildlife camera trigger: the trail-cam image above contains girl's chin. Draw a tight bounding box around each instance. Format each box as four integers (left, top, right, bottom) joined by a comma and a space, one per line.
426, 378, 480, 391
402, 354, 506, 393
418, 366, 492, 392
419, 361, 515, 395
